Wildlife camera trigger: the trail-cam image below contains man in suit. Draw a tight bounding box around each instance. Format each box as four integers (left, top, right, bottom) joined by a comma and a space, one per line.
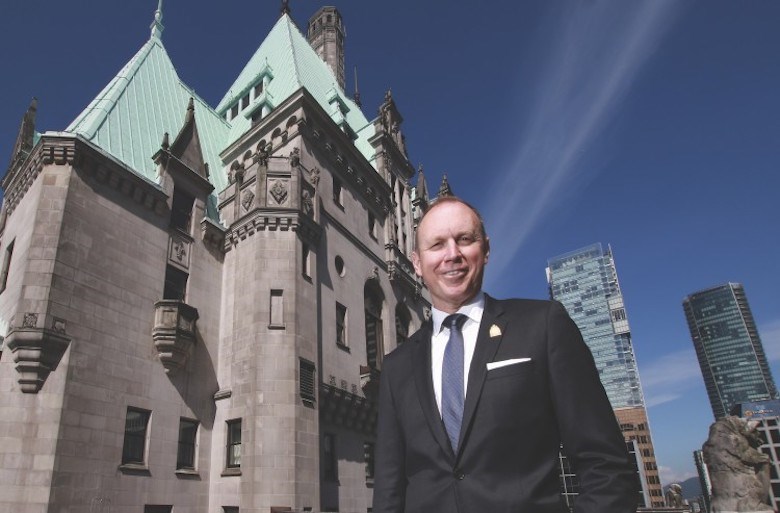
373, 197, 638, 513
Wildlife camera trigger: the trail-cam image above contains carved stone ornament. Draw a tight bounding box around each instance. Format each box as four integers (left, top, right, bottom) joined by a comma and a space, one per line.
301, 188, 314, 217
242, 189, 255, 211
173, 241, 186, 262
289, 147, 300, 167
254, 147, 270, 167
269, 179, 289, 205
52, 318, 66, 334
22, 313, 38, 328
309, 167, 320, 187
168, 236, 191, 269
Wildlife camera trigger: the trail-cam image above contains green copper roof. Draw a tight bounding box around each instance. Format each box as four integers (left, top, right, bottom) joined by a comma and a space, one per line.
217, 14, 377, 165
66, 32, 230, 197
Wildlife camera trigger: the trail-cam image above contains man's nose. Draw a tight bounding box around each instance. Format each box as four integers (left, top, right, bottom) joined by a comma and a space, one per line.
443, 239, 461, 260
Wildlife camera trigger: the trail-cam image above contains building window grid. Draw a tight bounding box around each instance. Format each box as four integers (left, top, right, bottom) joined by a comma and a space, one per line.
177, 418, 198, 470
336, 302, 348, 348
226, 419, 242, 469
0, 239, 15, 293
122, 407, 151, 466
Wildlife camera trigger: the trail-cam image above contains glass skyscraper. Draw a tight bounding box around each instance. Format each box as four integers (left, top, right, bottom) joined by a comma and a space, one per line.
683, 283, 778, 419
547, 243, 664, 507
546, 243, 643, 408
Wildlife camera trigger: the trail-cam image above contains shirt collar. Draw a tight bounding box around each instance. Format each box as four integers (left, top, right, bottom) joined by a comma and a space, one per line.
431, 292, 485, 334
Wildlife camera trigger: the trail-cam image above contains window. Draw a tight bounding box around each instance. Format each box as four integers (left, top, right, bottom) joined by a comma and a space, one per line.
395, 305, 410, 347
144, 506, 172, 513
122, 407, 151, 465
322, 433, 337, 481
333, 177, 343, 207
270, 289, 284, 328
368, 213, 377, 240
177, 418, 198, 470
364, 284, 384, 369
364, 442, 375, 483
302, 244, 311, 278
170, 187, 195, 232
300, 359, 316, 403
223, 508, 239, 513
163, 265, 188, 300
241, 94, 250, 110
0, 239, 15, 293
254, 82, 263, 97
230, 104, 239, 119
226, 419, 242, 468
336, 303, 347, 348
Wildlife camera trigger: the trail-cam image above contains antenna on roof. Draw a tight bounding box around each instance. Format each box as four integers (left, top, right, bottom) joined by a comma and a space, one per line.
281, 0, 291, 16
150, 0, 164, 39
353, 65, 362, 108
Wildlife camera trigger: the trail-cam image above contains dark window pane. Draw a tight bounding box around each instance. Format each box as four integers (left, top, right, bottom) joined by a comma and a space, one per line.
163, 265, 188, 300
122, 408, 150, 465
300, 359, 316, 402
170, 188, 195, 232
177, 418, 198, 469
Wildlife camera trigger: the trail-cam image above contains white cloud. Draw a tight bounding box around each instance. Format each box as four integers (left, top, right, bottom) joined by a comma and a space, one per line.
659, 465, 697, 486
639, 348, 703, 407
483, 1, 685, 285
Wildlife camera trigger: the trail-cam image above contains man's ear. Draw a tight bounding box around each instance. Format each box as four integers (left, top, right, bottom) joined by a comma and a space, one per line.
411, 251, 423, 277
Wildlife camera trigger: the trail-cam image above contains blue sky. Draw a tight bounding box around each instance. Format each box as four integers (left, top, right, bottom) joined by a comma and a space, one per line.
2, 0, 779, 486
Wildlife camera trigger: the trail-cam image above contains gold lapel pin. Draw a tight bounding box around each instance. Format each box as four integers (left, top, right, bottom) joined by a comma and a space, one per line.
489, 324, 502, 338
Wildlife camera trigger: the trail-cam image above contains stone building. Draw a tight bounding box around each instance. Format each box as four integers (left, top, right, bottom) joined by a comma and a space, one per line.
0, 4, 431, 513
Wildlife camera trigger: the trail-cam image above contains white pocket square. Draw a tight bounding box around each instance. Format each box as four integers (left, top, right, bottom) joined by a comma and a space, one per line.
486, 358, 531, 370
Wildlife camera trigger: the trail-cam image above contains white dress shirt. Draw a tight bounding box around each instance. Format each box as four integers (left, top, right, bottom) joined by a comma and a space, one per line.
431, 292, 485, 417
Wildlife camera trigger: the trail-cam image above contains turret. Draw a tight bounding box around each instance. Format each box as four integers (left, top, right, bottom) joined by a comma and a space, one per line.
307, 6, 346, 91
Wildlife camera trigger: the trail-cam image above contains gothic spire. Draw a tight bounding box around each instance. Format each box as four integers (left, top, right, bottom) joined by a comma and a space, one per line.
150, 0, 164, 39
7, 98, 37, 171
416, 165, 428, 202
437, 174, 453, 198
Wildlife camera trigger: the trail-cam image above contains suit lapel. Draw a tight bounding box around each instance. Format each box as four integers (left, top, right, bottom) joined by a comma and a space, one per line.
456, 295, 507, 459
411, 320, 456, 461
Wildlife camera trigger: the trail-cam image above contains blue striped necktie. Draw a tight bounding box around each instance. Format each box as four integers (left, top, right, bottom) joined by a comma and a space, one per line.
442, 314, 467, 452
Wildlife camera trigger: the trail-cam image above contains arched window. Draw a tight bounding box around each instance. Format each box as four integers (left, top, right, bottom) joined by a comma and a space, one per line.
364, 282, 384, 370
395, 304, 411, 347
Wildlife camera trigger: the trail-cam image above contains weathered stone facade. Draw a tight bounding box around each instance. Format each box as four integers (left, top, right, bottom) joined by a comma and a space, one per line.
0, 6, 428, 513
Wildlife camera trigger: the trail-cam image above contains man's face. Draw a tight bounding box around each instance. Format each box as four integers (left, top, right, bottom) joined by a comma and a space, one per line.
412, 201, 489, 313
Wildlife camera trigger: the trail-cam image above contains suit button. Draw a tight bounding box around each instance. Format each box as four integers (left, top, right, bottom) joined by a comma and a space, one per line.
453, 470, 465, 480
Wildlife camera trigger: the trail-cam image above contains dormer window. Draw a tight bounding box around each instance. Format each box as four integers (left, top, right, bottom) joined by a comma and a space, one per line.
241, 94, 250, 110
254, 82, 263, 97
230, 104, 239, 119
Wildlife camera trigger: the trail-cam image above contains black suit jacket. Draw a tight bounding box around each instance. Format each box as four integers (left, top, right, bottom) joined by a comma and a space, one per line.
373, 296, 638, 513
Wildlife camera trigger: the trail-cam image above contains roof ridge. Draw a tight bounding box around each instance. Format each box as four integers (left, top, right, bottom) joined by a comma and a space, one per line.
283, 14, 303, 92
66, 39, 160, 138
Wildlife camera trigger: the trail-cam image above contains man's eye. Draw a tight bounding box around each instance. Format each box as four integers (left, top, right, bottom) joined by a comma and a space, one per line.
458, 236, 475, 245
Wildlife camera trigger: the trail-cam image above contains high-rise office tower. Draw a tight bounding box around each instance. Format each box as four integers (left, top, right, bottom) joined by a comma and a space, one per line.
547, 243, 663, 507
683, 283, 778, 419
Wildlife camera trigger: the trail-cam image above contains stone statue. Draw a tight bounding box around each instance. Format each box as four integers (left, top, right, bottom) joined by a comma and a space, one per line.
665, 483, 684, 508
703, 416, 773, 512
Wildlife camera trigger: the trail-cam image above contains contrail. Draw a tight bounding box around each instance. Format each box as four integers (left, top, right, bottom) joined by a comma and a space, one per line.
483, 1, 684, 287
